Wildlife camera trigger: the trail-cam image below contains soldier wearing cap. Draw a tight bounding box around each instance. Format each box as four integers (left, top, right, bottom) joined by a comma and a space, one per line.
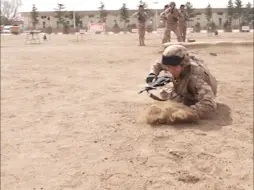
161, 2, 182, 43
159, 4, 170, 43
145, 45, 217, 123
179, 4, 188, 42
131, 5, 148, 46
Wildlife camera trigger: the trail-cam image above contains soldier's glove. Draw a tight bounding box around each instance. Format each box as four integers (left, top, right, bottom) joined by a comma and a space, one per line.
146, 73, 156, 84
169, 109, 199, 124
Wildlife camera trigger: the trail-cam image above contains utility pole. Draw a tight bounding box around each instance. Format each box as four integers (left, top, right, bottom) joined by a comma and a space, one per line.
153, 1, 158, 30
73, 10, 76, 28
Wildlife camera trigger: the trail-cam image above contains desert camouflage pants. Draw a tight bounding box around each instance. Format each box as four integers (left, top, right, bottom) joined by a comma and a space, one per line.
138, 22, 146, 40
179, 23, 187, 42
162, 24, 182, 43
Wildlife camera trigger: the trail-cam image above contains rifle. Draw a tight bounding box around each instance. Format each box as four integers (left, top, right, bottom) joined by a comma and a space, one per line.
138, 76, 172, 101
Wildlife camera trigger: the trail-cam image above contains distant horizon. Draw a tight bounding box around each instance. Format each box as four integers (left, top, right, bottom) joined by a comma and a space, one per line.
20, 7, 239, 13
20, 0, 252, 12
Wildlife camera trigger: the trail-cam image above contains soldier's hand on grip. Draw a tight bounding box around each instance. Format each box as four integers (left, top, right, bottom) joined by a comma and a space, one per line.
146, 73, 156, 84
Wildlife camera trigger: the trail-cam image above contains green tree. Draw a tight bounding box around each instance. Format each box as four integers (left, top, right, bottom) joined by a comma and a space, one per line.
205, 3, 212, 21
54, 3, 67, 28
30, 4, 39, 29
98, 1, 107, 23
242, 2, 253, 24
119, 3, 129, 32
226, 0, 234, 24
233, 0, 243, 29
185, 2, 195, 26
139, 0, 154, 18
185, 2, 195, 17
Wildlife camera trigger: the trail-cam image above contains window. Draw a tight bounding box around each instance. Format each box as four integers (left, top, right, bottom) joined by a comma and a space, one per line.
89, 14, 94, 18
195, 12, 201, 15
217, 12, 223, 15
79, 21, 83, 27
219, 18, 222, 26
56, 21, 60, 28
41, 16, 47, 19
43, 21, 46, 28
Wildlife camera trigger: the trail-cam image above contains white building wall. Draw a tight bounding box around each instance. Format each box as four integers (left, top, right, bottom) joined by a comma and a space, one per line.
21, 8, 249, 30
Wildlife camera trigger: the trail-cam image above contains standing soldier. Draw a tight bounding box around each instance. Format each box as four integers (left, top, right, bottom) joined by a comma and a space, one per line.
179, 4, 188, 42
160, 4, 170, 43
161, 2, 182, 43
131, 5, 148, 46
160, 4, 170, 27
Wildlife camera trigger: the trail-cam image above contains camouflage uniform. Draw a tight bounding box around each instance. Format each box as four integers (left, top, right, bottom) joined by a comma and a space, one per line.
132, 8, 148, 46
179, 9, 188, 42
160, 5, 170, 42
162, 5, 182, 43
146, 46, 217, 119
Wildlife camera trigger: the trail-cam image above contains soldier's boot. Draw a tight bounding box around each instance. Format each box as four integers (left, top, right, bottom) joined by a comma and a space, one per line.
139, 38, 142, 46
142, 37, 145, 46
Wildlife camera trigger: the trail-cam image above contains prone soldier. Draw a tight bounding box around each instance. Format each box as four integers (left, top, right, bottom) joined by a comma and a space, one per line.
145, 44, 218, 123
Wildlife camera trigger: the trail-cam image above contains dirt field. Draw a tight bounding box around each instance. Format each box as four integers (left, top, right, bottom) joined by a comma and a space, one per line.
1, 32, 253, 190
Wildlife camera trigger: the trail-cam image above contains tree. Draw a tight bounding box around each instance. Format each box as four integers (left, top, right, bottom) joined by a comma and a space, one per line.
54, 3, 67, 28
98, 1, 107, 23
185, 2, 195, 27
185, 2, 195, 17
233, 0, 243, 28
119, 3, 129, 32
226, 0, 234, 24
139, 0, 154, 18
30, 4, 39, 29
242, 2, 253, 24
0, 0, 22, 23
69, 12, 83, 28
205, 3, 212, 21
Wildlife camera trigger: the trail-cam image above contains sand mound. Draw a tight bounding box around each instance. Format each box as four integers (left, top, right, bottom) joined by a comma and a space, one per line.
142, 101, 199, 125
158, 41, 253, 53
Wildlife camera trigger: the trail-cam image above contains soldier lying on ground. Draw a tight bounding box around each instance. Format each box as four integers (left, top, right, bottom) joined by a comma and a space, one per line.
145, 44, 218, 124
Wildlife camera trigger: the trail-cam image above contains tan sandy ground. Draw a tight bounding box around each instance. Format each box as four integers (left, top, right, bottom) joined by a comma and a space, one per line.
1, 32, 253, 190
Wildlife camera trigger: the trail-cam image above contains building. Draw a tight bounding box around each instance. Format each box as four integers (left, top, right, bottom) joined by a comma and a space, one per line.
20, 8, 251, 31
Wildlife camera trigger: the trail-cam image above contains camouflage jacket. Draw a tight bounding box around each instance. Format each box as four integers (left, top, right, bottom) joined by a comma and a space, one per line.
179, 10, 188, 25
149, 54, 218, 118
163, 7, 181, 25
132, 11, 148, 23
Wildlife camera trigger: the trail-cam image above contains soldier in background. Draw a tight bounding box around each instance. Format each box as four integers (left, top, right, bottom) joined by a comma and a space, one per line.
160, 4, 170, 27
131, 5, 148, 46
160, 4, 170, 43
161, 2, 182, 43
179, 4, 188, 42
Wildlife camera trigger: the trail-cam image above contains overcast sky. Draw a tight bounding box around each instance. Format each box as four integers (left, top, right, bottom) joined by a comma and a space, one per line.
20, 0, 252, 12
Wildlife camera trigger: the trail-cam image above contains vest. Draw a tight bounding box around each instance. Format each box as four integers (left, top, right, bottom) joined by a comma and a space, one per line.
173, 57, 217, 102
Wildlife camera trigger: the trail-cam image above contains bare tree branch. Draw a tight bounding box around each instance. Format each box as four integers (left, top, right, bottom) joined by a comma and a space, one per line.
0, 0, 22, 22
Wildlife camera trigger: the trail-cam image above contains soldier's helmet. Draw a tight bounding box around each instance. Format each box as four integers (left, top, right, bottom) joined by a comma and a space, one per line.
162, 45, 189, 66
169, 2, 176, 7
163, 45, 187, 57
